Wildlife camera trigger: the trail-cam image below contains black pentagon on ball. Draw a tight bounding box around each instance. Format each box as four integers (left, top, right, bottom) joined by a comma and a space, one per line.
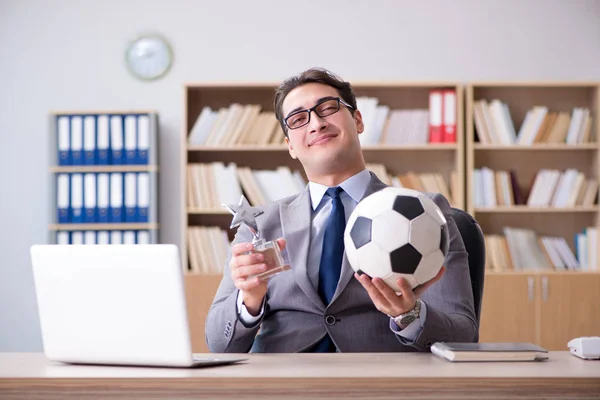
356, 269, 372, 278
439, 223, 449, 255
350, 216, 372, 249
392, 196, 424, 220
389, 243, 422, 274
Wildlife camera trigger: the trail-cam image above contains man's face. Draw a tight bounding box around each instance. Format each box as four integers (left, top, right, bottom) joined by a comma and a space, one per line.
281, 83, 364, 176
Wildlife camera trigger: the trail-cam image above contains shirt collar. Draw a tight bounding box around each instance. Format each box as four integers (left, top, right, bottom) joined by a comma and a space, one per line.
308, 169, 371, 210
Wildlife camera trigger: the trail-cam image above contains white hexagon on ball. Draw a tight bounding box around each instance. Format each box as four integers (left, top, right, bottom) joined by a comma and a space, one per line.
371, 209, 410, 252
383, 273, 419, 293
409, 213, 442, 255
355, 189, 398, 219
355, 241, 392, 278
419, 193, 447, 226
413, 249, 445, 285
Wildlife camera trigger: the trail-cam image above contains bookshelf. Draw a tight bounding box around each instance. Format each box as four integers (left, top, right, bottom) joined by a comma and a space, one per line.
465, 82, 599, 269
49, 110, 160, 245
465, 82, 600, 349
182, 81, 464, 352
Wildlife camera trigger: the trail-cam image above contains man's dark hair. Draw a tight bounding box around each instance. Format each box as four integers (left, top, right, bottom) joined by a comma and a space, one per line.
274, 67, 358, 137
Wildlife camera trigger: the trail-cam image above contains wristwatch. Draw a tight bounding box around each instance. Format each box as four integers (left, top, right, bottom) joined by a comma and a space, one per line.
392, 300, 422, 326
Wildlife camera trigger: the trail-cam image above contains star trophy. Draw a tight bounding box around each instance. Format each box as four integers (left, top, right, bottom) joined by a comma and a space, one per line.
223, 195, 291, 281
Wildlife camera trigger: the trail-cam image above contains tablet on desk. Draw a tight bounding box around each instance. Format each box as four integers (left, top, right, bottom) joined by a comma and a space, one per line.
431, 342, 549, 362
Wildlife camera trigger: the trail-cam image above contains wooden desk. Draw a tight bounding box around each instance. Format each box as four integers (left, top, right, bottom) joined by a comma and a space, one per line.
0, 352, 599, 399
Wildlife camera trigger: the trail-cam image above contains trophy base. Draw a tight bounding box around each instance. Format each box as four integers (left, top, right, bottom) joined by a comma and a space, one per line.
248, 238, 290, 281
253, 264, 292, 281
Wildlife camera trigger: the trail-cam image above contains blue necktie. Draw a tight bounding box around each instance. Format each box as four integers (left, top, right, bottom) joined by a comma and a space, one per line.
313, 187, 345, 352
318, 187, 346, 304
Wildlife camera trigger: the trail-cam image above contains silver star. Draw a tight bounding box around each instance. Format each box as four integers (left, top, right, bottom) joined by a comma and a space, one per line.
222, 195, 264, 239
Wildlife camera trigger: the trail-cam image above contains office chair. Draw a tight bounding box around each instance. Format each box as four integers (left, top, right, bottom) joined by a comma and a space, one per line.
451, 207, 485, 324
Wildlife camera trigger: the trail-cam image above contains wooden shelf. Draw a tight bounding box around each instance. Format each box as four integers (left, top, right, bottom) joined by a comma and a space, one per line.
475, 206, 598, 213
49, 223, 159, 231
474, 144, 598, 151
49, 109, 158, 115
50, 165, 158, 173
188, 144, 458, 152
188, 145, 288, 152
188, 208, 230, 215
184, 272, 223, 277
485, 270, 600, 275
467, 81, 598, 87
362, 144, 458, 151
180, 79, 599, 354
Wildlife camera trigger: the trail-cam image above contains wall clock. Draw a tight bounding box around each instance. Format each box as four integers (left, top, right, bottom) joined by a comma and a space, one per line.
125, 33, 173, 81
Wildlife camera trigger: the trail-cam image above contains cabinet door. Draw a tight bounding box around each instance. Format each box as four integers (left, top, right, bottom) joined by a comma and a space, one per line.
184, 274, 223, 353
539, 273, 600, 351
479, 274, 538, 344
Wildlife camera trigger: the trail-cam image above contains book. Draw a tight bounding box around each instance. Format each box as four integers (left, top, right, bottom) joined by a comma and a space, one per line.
431, 342, 549, 362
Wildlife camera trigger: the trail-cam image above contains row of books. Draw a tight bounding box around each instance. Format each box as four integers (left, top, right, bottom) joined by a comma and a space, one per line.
187, 105, 286, 146
485, 227, 598, 272
474, 100, 594, 145
366, 163, 457, 205
526, 169, 598, 207
55, 230, 152, 245
358, 90, 456, 145
187, 90, 457, 147
186, 226, 228, 274
56, 172, 151, 224
473, 167, 598, 208
56, 113, 152, 166
187, 163, 306, 209
187, 162, 457, 209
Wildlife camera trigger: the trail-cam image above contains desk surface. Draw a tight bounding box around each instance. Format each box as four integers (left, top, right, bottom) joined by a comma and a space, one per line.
1, 352, 599, 399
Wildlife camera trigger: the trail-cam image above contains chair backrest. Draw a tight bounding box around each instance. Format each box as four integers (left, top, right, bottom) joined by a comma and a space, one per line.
450, 207, 485, 324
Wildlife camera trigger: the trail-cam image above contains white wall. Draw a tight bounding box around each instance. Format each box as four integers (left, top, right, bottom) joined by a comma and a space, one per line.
1, 0, 599, 351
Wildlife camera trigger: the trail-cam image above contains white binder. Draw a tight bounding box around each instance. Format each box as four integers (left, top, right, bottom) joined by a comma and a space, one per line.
70, 174, 83, 223
83, 173, 97, 223
97, 231, 110, 245
110, 231, 122, 245
83, 115, 96, 164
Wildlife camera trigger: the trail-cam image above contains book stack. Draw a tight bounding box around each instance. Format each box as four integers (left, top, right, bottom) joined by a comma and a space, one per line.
485, 227, 597, 272
187, 105, 285, 146
473, 100, 594, 145
186, 226, 230, 274
473, 168, 598, 208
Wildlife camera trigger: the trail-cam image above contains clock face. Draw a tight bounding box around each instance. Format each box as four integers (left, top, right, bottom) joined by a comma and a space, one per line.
126, 34, 173, 81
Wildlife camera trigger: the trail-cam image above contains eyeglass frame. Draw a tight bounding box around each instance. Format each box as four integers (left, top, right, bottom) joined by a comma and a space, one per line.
283, 96, 355, 131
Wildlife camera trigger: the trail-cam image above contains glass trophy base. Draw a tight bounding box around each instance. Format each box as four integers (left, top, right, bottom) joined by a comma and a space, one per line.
254, 264, 292, 281
249, 238, 291, 281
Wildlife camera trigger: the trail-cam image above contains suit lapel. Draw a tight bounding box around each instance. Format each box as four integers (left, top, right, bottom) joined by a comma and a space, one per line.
280, 187, 325, 311
330, 172, 388, 305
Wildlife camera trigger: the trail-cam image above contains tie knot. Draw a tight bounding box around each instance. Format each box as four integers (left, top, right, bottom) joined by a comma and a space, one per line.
326, 186, 343, 199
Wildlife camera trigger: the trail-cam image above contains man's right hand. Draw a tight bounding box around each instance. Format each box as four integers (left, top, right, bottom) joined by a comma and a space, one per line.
229, 239, 286, 316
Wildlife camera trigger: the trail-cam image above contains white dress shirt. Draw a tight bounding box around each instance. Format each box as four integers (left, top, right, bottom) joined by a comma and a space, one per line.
236, 169, 426, 341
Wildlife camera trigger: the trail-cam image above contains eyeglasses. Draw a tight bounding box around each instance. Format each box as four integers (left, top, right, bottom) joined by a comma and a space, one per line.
284, 97, 354, 130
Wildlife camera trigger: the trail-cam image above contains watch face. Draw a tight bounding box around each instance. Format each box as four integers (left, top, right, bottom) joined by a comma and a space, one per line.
126, 34, 173, 81
400, 315, 416, 325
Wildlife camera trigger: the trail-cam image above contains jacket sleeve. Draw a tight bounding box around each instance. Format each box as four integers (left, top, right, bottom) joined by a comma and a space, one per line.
393, 192, 478, 351
204, 224, 265, 353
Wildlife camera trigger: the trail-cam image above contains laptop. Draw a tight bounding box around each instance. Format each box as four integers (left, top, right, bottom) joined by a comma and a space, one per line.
30, 244, 246, 368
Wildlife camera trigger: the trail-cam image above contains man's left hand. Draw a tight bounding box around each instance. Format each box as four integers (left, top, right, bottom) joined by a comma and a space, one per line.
355, 266, 446, 324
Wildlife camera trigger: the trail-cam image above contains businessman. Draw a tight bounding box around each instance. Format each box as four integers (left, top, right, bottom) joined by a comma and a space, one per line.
205, 67, 477, 353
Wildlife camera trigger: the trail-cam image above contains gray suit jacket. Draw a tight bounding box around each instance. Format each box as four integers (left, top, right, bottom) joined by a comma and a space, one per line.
205, 171, 478, 353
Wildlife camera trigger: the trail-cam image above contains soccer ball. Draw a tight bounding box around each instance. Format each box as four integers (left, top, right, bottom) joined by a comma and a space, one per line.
344, 187, 450, 291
